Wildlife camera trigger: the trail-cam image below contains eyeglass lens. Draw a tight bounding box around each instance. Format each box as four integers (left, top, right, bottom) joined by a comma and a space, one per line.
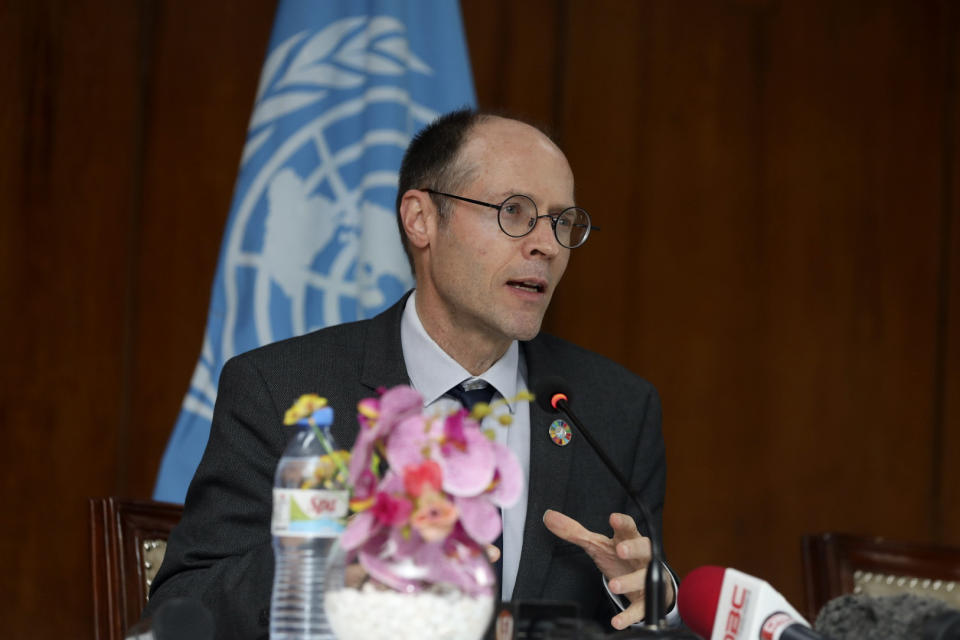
497, 195, 591, 248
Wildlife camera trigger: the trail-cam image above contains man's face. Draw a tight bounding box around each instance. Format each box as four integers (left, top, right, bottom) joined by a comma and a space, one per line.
420, 117, 574, 347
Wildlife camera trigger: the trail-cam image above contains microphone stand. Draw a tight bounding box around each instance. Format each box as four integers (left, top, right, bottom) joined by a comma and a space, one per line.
533, 378, 701, 639
550, 395, 667, 628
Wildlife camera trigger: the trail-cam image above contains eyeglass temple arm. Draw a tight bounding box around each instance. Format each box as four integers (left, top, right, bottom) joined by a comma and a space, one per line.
421, 189, 501, 212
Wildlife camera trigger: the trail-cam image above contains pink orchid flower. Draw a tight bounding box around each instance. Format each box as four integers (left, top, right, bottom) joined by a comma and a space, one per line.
340, 384, 525, 597
376, 385, 425, 433
485, 441, 523, 508
403, 460, 443, 498
410, 488, 459, 542
371, 491, 413, 526
348, 386, 424, 485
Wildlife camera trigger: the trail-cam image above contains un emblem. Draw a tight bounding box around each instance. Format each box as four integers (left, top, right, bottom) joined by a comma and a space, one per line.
219, 15, 436, 361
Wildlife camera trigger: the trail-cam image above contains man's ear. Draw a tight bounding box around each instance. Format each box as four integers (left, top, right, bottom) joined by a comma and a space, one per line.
399, 189, 433, 250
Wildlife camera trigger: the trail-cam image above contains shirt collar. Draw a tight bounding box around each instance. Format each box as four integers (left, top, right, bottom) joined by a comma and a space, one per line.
400, 290, 519, 411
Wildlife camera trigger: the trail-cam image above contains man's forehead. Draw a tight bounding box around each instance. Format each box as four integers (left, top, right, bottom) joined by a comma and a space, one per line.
458, 119, 574, 202
460, 118, 571, 174
466, 116, 558, 151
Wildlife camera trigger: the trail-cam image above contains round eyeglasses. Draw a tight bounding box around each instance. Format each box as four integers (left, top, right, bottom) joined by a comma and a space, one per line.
423, 189, 598, 249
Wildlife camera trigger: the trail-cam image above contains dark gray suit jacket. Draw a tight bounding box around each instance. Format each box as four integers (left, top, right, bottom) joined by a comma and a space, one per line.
146, 294, 667, 639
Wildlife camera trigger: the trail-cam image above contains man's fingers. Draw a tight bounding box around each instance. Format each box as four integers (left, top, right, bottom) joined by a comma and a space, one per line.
609, 512, 640, 538
543, 509, 592, 545
485, 544, 501, 564
616, 535, 652, 561
611, 599, 646, 630
608, 569, 646, 596
608, 512, 652, 562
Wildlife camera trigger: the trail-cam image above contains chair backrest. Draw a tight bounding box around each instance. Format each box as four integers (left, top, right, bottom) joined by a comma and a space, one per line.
89, 497, 183, 640
802, 532, 960, 621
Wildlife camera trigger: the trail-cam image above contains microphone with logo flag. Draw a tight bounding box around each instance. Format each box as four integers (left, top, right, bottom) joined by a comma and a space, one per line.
678, 566, 828, 640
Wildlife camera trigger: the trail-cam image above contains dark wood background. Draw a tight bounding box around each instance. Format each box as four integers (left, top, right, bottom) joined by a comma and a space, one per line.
1, 1, 957, 636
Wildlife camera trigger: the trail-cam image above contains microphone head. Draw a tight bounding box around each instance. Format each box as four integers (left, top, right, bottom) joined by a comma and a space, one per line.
677, 565, 726, 639
816, 593, 960, 640
532, 376, 572, 413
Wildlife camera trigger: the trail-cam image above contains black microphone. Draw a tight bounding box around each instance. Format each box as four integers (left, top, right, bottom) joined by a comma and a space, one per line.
125, 597, 215, 640
815, 593, 960, 640
533, 376, 671, 630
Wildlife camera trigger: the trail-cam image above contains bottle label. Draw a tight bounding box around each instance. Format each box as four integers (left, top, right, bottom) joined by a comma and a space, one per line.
271, 488, 349, 537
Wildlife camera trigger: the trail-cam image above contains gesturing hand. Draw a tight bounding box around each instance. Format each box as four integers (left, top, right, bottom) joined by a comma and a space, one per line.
542, 509, 673, 630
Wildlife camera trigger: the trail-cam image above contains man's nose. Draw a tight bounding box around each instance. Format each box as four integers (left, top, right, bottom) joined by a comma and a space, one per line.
523, 215, 561, 257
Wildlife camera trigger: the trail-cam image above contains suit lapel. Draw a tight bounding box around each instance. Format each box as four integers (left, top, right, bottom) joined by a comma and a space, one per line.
359, 291, 412, 392
326, 293, 410, 448
511, 338, 576, 600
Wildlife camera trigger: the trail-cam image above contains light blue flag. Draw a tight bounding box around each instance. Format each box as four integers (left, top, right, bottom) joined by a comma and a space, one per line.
154, 0, 476, 503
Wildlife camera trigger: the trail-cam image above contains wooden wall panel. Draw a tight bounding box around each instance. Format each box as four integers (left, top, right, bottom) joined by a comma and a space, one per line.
123, 0, 274, 499
740, 0, 945, 591
461, 0, 565, 132
0, 1, 142, 634
942, 0, 960, 544
0, 2, 274, 636
556, 0, 800, 589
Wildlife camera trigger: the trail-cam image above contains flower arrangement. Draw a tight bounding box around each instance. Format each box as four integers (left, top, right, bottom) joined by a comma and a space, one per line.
340, 385, 526, 597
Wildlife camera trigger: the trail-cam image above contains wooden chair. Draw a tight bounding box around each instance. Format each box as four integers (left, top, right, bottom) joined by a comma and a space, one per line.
802, 532, 960, 621
89, 497, 183, 640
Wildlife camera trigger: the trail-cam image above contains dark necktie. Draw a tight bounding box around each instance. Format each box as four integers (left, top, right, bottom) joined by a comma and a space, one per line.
445, 380, 496, 412
445, 381, 504, 593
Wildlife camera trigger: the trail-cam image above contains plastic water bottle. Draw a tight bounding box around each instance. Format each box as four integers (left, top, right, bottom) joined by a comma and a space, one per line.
269, 401, 349, 640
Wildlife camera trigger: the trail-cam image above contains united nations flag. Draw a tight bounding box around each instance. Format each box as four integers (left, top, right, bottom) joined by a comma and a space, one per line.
153, 0, 476, 502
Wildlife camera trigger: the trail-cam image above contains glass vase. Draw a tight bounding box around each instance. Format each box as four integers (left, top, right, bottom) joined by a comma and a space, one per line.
323, 534, 496, 640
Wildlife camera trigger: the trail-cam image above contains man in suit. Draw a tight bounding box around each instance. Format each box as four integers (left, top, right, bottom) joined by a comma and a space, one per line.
146, 109, 675, 638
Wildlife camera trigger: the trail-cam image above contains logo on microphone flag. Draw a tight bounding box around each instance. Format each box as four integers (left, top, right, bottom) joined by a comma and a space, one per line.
710, 569, 809, 640
153, 0, 476, 503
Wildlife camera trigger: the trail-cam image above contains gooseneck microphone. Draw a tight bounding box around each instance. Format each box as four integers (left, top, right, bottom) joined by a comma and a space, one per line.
533, 377, 669, 629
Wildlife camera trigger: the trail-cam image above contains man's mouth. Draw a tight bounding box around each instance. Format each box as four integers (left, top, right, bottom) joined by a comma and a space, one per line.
507, 280, 546, 293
